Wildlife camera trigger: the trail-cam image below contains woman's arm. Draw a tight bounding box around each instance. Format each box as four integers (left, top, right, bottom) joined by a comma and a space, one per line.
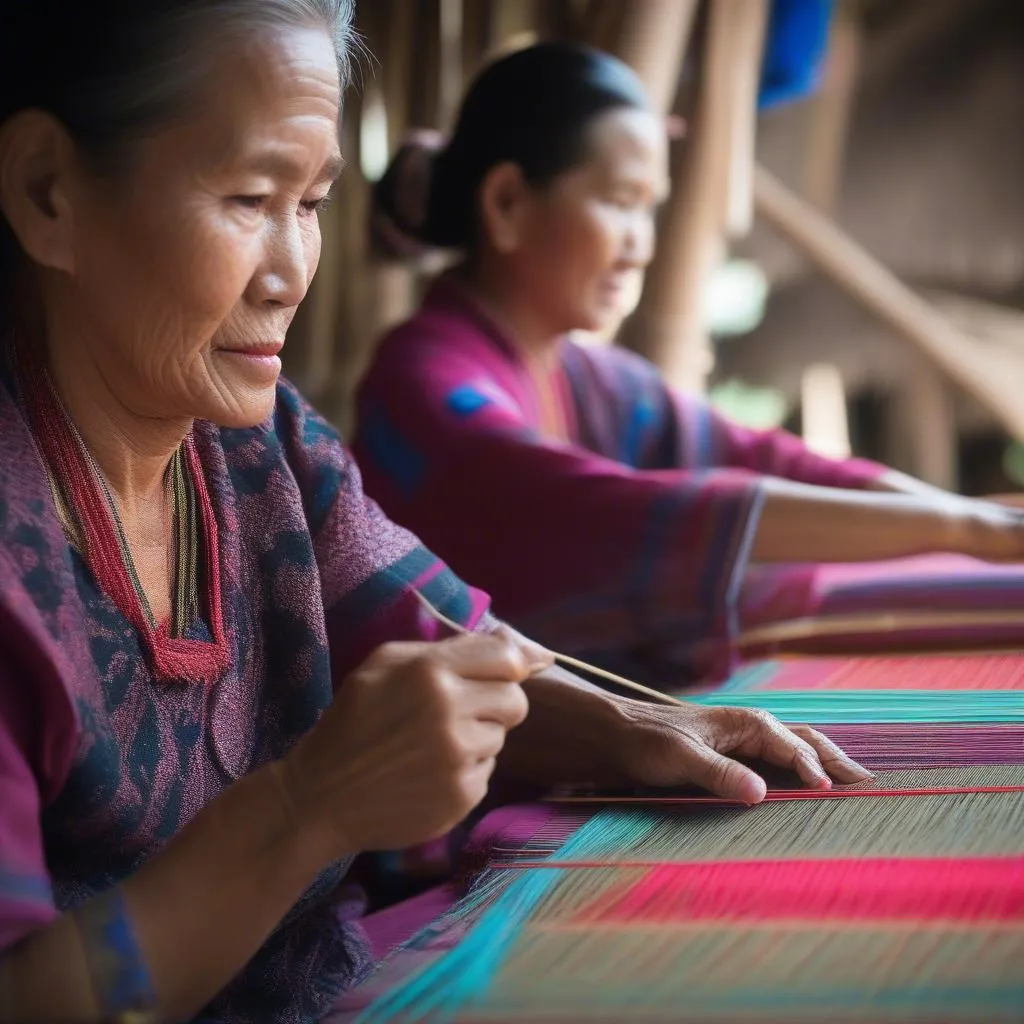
750, 475, 1024, 563
355, 348, 1024, 683
597, 346, 888, 491
2, 633, 536, 1023
2, 762, 330, 1023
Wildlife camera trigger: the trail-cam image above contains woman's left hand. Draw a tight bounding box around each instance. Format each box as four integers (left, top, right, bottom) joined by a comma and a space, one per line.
612, 702, 872, 804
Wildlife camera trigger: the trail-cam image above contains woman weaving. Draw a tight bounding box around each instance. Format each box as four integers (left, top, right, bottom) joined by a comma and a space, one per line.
356, 43, 1024, 685
0, 2, 872, 1022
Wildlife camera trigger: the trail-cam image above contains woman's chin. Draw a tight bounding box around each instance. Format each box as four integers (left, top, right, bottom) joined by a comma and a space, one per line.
576, 305, 622, 337
203, 383, 279, 430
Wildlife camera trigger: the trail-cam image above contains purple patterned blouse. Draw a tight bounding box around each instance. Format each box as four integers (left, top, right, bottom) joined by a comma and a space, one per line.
0, 374, 492, 1022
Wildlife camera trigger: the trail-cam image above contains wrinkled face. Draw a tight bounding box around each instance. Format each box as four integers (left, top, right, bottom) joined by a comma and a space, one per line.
57, 26, 342, 427
507, 107, 668, 336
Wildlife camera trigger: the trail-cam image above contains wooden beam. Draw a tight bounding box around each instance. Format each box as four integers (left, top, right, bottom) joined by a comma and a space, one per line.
803, 0, 860, 211
753, 164, 1024, 442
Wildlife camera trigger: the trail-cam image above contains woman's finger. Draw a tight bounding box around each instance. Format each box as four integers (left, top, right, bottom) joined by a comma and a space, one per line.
455, 674, 530, 730
728, 710, 834, 791
460, 719, 513, 763
677, 743, 767, 804
789, 724, 873, 783
435, 631, 535, 681
488, 623, 555, 674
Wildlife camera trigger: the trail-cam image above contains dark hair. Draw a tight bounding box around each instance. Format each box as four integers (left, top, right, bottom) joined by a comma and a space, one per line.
374, 42, 650, 251
0, 0, 355, 297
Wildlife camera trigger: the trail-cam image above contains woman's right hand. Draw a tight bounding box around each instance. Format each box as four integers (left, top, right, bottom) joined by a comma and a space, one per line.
947, 496, 1024, 561
279, 630, 548, 859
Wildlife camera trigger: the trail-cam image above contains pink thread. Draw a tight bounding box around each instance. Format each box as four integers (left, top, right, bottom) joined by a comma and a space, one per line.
569, 857, 1024, 924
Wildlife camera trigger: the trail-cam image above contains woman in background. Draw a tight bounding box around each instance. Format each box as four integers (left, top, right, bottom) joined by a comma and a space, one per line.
355, 42, 1024, 685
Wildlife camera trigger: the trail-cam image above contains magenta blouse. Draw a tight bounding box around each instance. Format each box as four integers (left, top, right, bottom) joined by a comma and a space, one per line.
353, 275, 886, 684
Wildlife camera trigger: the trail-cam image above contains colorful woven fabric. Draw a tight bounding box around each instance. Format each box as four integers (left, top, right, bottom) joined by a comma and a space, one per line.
737, 555, 1024, 658
335, 651, 1024, 1022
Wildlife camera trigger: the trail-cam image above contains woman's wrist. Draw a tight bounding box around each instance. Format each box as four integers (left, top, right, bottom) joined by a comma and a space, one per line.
259, 759, 355, 875
497, 666, 639, 788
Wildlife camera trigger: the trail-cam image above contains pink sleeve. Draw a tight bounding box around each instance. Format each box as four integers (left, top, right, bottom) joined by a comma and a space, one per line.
355, 348, 765, 682
671, 391, 887, 490
0, 664, 58, 950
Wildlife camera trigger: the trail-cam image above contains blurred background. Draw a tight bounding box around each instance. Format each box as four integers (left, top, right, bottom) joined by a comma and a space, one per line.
282, 0, 1024, 497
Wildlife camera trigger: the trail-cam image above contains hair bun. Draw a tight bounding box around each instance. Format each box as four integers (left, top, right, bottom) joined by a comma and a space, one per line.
370, 129, 447, 260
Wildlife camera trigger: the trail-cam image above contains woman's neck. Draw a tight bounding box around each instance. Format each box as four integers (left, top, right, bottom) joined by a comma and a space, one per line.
457, 261, 563, 371
45, 330, 191, 513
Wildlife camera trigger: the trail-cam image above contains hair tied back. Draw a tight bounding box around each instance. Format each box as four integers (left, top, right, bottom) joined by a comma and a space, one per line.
370, 129, 447, 260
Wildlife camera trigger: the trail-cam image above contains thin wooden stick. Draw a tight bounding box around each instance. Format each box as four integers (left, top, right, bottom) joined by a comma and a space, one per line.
411, 589, 680, 707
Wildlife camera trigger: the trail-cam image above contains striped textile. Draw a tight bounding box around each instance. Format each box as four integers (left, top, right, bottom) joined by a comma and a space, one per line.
736, 555, 1024, 657
334, 651, 1024, 1022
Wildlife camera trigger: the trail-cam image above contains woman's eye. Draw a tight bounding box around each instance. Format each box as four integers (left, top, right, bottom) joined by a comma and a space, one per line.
232, 195, 269, 212
301, 189, 336, 216
607, 194, 639, 211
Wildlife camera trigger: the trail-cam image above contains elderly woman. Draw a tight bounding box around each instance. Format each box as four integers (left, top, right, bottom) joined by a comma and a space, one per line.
0, 3, 871, 1023
355, 42, 1024, 685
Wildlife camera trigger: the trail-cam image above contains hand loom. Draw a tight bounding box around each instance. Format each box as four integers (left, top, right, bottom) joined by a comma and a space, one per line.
340, 604, 1024, 1022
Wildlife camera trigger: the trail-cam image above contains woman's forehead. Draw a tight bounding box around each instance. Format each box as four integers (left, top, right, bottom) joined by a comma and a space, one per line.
580, 108, 669, 188
165, 26, 343, 173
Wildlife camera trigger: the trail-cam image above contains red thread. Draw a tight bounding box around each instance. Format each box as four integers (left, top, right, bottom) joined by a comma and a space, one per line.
563, 857, 1024, 925
548, 785, 1024, 806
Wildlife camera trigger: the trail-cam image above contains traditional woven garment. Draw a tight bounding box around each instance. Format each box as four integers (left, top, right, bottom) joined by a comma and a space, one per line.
338, 651, 1024, 1022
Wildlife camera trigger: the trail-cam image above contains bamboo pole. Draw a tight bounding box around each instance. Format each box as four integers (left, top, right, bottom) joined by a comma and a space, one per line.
724, 0, 770, 238
803, 0, 860, 212
753, 163, 1024, 443
619, 0, 767, 392
588, 0, 698, 115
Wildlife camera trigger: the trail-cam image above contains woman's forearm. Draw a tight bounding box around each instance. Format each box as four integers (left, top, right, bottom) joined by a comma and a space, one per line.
496, 665, 634, 789
752, 476, 1022, 563
865, 468, 952, 500
1, 763, 336, 1023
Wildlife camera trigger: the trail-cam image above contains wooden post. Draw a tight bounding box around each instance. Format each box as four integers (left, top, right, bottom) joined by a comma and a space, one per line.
587, 0, 698, 115
618, 0, 767, 392
884, 365, 958, 490
803, 0, 860, 212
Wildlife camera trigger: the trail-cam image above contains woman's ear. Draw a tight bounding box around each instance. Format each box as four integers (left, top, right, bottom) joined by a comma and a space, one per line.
477, 161, 531, 255
0, 111, 78, 275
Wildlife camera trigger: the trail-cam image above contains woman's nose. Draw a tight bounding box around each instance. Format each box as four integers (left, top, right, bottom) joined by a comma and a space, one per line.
622, 213, 656, 269
250, 215, 310, 308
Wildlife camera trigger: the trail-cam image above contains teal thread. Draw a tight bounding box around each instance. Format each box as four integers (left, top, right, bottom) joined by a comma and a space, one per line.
685, 689, 1024, 723
357, 811, 658, 1023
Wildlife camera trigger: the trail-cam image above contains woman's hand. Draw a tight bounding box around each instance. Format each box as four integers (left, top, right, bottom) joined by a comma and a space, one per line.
983, 493, 1024, 510
946, 496, 1024, 561
280, 631, 550, 859
611, 701, 872, 804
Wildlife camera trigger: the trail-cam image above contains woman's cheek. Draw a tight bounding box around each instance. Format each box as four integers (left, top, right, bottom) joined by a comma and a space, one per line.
302, 220, 322, 284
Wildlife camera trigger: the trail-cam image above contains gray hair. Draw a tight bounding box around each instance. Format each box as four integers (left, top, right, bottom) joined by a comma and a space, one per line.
0, 1, 357, 293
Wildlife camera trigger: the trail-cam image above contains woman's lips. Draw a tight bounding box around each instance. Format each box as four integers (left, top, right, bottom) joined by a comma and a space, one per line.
218, 343, 283, 380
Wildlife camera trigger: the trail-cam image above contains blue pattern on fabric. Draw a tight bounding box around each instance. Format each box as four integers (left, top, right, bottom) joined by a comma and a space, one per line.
358, 409, 426, 496
0, 868, 53, 904
447, 385, 492, 417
